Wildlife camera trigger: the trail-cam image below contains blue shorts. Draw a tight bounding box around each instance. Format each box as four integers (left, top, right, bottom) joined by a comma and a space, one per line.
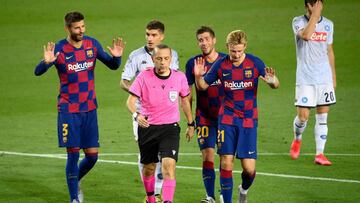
217, 118, 257, 159
197, 125, 217, 150
57, 109, 99, 148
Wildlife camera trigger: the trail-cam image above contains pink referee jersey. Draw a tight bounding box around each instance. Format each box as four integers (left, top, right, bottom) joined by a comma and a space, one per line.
129, 68, 190, 125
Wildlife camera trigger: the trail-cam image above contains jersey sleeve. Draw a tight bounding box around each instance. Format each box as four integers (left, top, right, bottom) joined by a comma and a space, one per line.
171, 49, 180, 70
179, 72, 190, 97
121, 52, 138, 81
292, 16, 305, 35
185, 58, 195, 85
34, 43, 61, 76
204, 59, 221, 85
253, 56, 266, 77
327, 21, 334, 45
128, 71, 143, 98
93, 39, 121, 70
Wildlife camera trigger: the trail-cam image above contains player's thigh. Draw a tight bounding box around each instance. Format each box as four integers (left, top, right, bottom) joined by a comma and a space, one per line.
217, 124, 237, 156
295, 85, 317, 108
197, 125, 217, 150
236, 123, 257, 159
138, 125, 160, 164
316, 84, 336, 106
81, 110, 99, 149
159, 123, 180, 162
57, 112, 81, 148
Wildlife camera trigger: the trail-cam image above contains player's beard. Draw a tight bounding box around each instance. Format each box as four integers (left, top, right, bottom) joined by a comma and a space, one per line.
202, 47, 214, 56
70, 32, 83, 42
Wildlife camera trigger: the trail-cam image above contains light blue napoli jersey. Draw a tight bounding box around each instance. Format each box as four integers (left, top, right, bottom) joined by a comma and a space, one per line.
292, 15, 334, 85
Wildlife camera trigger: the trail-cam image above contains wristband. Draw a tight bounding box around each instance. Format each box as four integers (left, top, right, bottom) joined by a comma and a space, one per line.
187, 121, 195, 127
132, 112, 139, 121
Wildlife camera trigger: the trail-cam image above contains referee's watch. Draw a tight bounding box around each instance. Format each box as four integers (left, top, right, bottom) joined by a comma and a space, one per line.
132, 112, 139, 121
187, 121, 195, 127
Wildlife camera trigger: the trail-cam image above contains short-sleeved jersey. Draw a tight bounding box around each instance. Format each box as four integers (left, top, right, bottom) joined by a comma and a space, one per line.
292, 15, 334, 85
129, 68, 190, 125
35, 36, 121, 113
121, 46, 179, 81
185, 53, 226, 126
204, 54, 266, 128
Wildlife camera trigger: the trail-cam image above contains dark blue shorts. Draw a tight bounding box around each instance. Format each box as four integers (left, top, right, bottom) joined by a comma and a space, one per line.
197, 125, 217, 150
57, 109, 99, 148
217, 118, 257, 159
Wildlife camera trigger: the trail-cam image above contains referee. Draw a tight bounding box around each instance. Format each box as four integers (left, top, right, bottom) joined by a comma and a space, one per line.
127, 44, 194, 203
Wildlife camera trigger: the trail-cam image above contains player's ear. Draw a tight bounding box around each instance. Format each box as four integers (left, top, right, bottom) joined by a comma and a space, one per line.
213, 37, 217, 44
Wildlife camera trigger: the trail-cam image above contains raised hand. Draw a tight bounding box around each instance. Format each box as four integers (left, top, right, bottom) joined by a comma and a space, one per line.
194, 57, 206, 77
308, 0, 323, 18
107, 37, 125, 57
43, 42, 59, 64
261, 67, 276, 84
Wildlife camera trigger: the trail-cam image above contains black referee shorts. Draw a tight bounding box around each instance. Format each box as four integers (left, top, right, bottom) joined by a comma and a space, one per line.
138, 123, 180, 164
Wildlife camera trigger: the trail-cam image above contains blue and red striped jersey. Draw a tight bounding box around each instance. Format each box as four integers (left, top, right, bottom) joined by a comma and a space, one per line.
35, 36, 121, 113
204, 54, 266, 128
186, 53, 226, 126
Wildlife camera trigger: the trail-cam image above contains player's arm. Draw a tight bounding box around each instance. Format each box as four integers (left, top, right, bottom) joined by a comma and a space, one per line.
185, 59, 195, 110
120, 79, 131, 92
96, 37, 125, 70
260, 67, 280, 89
194, 57, 210, 90
34, 42, 59, 76
328, 44, 336, 88
181, 95, 195, 142
298, 1, 323, 40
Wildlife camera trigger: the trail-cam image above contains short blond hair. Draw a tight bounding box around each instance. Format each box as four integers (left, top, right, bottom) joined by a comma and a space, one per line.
226, 30, 247, 46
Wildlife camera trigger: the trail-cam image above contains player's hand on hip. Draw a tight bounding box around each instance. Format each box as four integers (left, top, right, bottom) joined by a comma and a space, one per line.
137, 114, 149, 128
43, 42, 59, 64
185, 126, 195, 142
108, 37, 126, 57
194, 57, 206, 77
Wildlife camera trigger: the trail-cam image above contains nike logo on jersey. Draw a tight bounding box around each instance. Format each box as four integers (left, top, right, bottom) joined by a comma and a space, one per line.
66, 55, 74, 60
222, 73, 230, 76
248, 151, 255, 155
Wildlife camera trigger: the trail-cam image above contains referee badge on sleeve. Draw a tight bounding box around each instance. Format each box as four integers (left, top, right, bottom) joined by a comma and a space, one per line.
169, 91, 178, 102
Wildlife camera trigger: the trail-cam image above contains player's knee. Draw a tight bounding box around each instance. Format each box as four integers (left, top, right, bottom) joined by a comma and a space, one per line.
85, 152, 98, 165
242, 169, 256, 177
143, 163, 156, 177
315, 113, 328, 124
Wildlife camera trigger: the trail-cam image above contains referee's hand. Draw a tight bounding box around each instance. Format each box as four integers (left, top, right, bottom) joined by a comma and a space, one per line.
185, 126, 195, 142
137, 114, 149, 128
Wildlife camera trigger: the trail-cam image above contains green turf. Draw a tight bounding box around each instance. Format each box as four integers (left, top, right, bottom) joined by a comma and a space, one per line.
1, 0, 360, 202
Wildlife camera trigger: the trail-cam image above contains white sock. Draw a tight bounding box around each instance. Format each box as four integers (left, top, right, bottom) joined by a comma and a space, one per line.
293, 116, 307, 140
138, 154, 143, 181
154, 161, 163, 195
315, 113, 328, 155
239, 185, 248, 194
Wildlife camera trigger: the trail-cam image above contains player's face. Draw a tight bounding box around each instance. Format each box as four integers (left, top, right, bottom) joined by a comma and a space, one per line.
228, 43, 246, 63
146, 29, 164, 51
197, 32, 216, 56
67, 20, 85, 42
153, 48, 172, 75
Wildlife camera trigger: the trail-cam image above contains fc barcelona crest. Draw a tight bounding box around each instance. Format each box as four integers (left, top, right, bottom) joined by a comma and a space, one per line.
169, 91, 178, 102
244, 69, 253, 78
86, 49, 93, 58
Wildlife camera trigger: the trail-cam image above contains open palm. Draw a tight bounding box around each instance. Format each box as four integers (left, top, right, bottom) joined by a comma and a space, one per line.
43, 42, 59, 64
108, 37, 125, 57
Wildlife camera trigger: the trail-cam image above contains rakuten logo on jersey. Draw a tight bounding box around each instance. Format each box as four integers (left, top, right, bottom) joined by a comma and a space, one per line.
67, 61, 94, 72
224, 81, 253, 90
310, 32, 327, 41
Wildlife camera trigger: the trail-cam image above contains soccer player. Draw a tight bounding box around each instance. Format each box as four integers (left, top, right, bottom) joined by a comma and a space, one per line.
34, 11, 124, 203
290, 0, 336, 166
194, 30, 279, 203
185, 26, 226, 203
127, 44, 195, 203
120, 20, 179, 203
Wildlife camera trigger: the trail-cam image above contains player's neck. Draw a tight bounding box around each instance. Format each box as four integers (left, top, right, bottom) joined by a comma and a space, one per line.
155, 68, 170, 77
232, 53, 246, 67
204, 51, 218, 63
67, 36, 83, 48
